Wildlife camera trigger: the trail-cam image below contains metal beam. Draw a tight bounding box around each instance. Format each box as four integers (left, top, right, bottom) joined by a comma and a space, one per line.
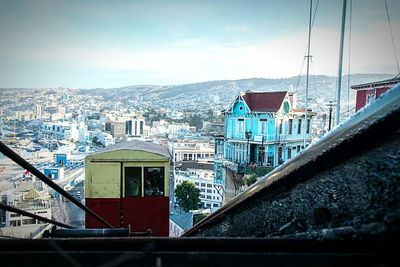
0, 202, 73, 229
0, 140, 114, 228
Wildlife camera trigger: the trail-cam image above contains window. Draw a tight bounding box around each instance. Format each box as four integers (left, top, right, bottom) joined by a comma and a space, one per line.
279, 119, 283, 134
11, 220, 21, 226
306, 119, 311, 134
201, 183, 206, 187
22, 218, 36, 225
207, 184, 212, 188
206, 195, 211, 199
10, 213, 20, 217
268, 154, 274, 166
195, 182, 199, 186
201, 188, 205, 192
207, 189, 212, 193
183, 153, 188, 160
288, 119, 293, 134
144, 167, 164, 196
297, 119, 302, 134
125, 167, 141, 197
366, 91, 376, 105
237, 119, 244, 133
213, 203, 219, 207
297, 145, 301, 152
260, 119, 267, 134
288, 147, 292, 159
188, 154, 193, 160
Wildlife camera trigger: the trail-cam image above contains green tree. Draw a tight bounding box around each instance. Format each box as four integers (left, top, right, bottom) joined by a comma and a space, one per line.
245, 174, 258, 186
175, 181, 201, 212
188, 114, 203, 130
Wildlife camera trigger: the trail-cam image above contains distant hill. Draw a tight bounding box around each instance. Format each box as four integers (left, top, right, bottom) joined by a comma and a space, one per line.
79, 73, 396, 112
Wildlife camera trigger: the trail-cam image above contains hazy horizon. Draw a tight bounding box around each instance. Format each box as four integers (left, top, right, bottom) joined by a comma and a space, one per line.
0, 72, 396, 90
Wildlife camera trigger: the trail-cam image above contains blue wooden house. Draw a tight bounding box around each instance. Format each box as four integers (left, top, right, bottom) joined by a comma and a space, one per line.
214, 90, 315, 188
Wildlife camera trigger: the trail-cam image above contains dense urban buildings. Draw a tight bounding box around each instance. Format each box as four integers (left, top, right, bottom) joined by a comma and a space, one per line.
2, 75, 394, 237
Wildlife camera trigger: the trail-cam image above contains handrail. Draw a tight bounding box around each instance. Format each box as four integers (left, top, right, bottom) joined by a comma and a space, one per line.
0, 140, 114, 228
0, 202, 73, 229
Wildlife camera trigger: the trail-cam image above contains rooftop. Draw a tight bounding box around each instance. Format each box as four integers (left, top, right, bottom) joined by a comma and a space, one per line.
89, 140, 170, 158
170, 212, 193, 231
351, 77, 400, 90
241, 91, 287, 112
180, 161, 214, 171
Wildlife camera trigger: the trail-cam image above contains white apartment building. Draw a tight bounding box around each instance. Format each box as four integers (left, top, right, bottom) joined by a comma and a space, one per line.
3, 179, 52, 227
168, 123, 191, 135
15, 111, 36, 121
40, 121, 79, 141
169, 140, 215, 162
126, 118, 145, 136
34, 104, 44, 117
174, 162, 222, 209
99, 132, 115, 147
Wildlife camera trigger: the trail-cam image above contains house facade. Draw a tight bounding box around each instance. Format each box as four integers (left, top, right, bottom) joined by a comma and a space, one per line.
214, 91, 315, 199
351, 77, 400, 112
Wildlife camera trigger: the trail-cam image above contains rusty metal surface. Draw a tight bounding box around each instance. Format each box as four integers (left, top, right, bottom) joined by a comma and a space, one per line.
184, 84, 400, 237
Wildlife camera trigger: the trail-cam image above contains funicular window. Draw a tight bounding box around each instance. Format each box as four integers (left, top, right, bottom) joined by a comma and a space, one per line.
144, 167, 165, 196
125, 167, 142, 197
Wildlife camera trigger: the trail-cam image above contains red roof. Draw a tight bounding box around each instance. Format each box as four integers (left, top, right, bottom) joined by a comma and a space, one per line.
242, 91, 287, 112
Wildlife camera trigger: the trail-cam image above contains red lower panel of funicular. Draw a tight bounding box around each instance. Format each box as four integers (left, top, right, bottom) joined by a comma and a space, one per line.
85, 197, 169, 237
85, 198, 121, 228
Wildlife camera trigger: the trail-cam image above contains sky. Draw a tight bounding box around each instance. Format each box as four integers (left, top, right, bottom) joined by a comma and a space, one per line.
0, 0, 399, 88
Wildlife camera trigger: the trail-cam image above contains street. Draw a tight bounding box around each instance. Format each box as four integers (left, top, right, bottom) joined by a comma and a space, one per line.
52, 180, 84, 228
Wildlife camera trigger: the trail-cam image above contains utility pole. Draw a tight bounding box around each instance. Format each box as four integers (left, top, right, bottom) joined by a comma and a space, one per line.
245, 131, 252, 165
327, 101, 335, 131
259, 135, 265, 166
336, 0, 347, 126
13, 121, 16, 141
304, 0, 313, 148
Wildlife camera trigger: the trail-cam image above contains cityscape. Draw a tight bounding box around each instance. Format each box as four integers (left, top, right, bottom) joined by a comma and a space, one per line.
0, 74, 398, 237
0, 0, 399, 265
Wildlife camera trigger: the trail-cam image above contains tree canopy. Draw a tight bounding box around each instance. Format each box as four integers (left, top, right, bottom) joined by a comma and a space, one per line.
175, 181, 201, 212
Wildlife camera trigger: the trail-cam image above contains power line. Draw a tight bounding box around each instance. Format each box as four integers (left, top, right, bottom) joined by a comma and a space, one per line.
384, 0, 400, 73
294, 0, 320, 93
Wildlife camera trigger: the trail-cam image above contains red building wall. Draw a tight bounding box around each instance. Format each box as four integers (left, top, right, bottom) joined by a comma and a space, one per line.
376, 86, 389, 97
355, 86, 391, 112
355, 90, 367, 112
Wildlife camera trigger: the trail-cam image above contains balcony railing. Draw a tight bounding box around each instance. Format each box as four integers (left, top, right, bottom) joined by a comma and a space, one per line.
277, 133, 312, 142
